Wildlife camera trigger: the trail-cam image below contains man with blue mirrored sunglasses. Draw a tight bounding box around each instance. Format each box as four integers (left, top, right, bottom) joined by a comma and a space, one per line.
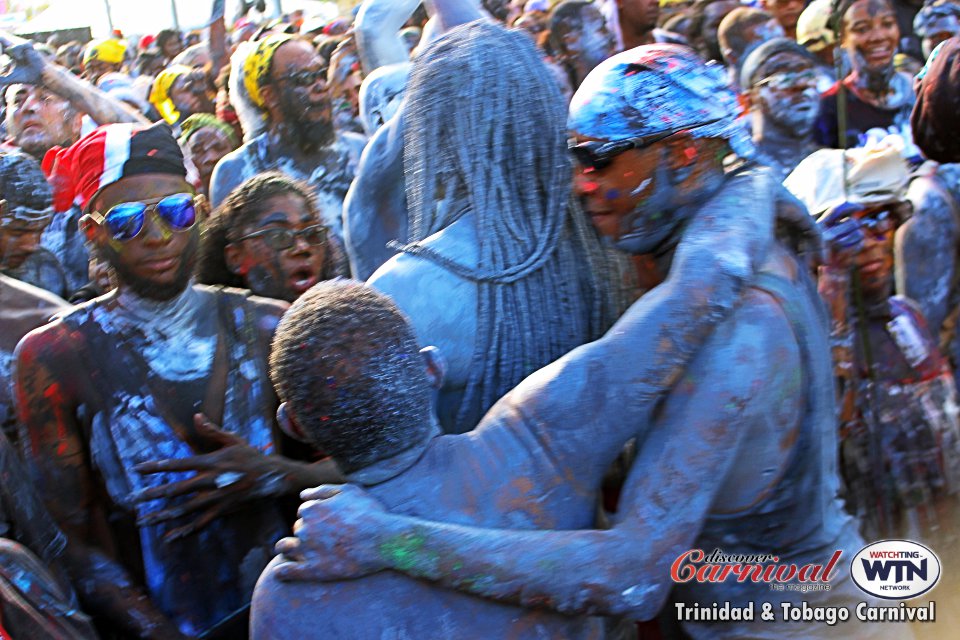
16, 122, 342, 639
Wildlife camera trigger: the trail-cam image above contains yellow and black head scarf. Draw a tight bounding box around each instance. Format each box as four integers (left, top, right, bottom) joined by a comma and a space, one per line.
243, 34, 294, 110
149, 65, 195, 125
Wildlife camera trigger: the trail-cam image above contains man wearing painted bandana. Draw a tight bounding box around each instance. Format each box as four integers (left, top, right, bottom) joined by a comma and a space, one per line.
13, 122, 340, 639
741, 38, 824, 181
210, 34, 362, 250
266, 45, 900, 638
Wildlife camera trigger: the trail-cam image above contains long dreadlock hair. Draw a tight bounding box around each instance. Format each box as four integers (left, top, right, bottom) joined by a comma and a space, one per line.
398, 20, 620, 430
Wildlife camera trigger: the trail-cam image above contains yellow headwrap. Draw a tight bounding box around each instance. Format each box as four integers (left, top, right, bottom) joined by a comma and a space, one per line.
83, 38, 127, 66
149, 65, 194, 125
243, 34, 294, 110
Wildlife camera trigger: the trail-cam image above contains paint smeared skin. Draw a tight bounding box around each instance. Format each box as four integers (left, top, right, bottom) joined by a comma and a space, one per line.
10, 282, 336, 638
748, 49, 823, 182
273, 167, 899, 638
897, 164, 960, 374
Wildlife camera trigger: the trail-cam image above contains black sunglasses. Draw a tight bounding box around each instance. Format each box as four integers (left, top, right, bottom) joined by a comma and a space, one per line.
568, 120, 721, 171
277, 69, 326, 88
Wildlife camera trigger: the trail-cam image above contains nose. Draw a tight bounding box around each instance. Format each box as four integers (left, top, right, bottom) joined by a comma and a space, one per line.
140, 210, 174, 245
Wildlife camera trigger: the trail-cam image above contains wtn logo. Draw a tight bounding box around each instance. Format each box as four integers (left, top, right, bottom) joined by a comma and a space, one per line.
851, 541, 941, 600
861, 559, 927, 583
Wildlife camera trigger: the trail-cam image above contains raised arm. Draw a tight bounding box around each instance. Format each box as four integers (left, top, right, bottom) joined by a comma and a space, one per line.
13, 325, 186, 639
355, 0, 422, 73
0, 33, 147, 126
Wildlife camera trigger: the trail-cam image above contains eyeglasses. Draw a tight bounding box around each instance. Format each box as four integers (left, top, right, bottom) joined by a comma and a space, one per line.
175, 73, 211, 95
277, 69, 326, 88
234, 224, 328, 251
87, 193, 201, 241
568, 121, 719, 172
754, 69, 819, 91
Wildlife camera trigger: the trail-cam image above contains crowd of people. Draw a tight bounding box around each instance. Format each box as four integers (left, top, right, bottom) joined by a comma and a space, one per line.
0, 0, 959, 637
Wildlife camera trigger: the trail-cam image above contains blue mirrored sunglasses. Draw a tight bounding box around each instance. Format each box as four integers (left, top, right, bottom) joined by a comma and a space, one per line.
88, 193, 201, 241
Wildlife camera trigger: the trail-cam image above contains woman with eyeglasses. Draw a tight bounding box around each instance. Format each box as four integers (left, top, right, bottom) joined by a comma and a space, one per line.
197, 171, 346, 302
813, 0, 915, 149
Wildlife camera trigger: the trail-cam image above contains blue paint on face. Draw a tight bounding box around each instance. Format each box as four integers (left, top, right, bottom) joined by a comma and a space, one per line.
606, 189, 621, 200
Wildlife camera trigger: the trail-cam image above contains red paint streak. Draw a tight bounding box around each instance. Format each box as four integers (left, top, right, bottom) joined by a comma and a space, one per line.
43, 383, 70, 456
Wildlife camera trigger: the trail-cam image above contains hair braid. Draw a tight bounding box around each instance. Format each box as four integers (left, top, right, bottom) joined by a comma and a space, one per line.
398, 20, 620, 430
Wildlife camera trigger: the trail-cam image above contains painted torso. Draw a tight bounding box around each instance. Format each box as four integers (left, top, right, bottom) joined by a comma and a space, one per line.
38, 285, 285, 636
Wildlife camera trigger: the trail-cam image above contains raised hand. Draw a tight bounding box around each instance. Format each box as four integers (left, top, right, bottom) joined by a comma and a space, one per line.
819, 202, 866, 269
0, 32, 47, 88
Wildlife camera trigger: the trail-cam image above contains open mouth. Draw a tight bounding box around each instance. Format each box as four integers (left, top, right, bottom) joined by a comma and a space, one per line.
288, 266, 319, 293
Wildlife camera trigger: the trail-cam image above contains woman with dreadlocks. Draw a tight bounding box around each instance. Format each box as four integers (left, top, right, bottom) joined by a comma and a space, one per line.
367, 10, 623, 434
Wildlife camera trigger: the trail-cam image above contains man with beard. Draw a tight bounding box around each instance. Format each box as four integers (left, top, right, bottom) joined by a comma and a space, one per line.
210, 34, 363, 252
14, 122, 340, 639
742, 38, 823, 181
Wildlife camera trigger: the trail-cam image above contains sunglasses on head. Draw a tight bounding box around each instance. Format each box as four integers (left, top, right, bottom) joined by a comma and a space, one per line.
234, 224, 329, 251
568, 120, 720, 172
86, 193, 201, 242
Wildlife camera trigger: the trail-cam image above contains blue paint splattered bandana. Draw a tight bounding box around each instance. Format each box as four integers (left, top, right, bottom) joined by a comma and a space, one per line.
568, 44, 753, 158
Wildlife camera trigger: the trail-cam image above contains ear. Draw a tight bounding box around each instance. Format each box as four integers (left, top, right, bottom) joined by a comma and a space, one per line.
420, 346, 447, 390
663, 132, 698, 171
276, 402, 309, 443
260, 83, 279, 111
224, 242, 247, 275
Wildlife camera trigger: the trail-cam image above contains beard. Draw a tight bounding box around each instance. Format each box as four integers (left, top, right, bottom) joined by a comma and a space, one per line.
279, 90, 335, 152
104, 232, 199, 301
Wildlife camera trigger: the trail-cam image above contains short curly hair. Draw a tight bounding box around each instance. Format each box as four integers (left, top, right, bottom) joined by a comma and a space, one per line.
269, 280, 434, 474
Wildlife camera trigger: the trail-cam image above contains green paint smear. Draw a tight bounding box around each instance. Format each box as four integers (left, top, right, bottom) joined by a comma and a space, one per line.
379, 533, 429, 573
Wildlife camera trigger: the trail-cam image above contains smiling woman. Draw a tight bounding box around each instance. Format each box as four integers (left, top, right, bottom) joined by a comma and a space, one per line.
813, 0, 915, 148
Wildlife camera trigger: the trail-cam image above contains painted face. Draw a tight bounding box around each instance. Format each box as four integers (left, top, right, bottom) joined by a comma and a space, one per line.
228, 193, 328, 301
753, 53, 820, 138
183, 127, 236, 192
571, 136, 680, 254
763, 0, 805, 36
270, 41, 334, 148
87, 174, 200, 301
619, 0, 661, 32
562, 6, 618, 77
5, 85, 80, 159
851, 205, 897, 297
702, 0, 740, 61
169, 71, 216, 121
842, 0, 899, 75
